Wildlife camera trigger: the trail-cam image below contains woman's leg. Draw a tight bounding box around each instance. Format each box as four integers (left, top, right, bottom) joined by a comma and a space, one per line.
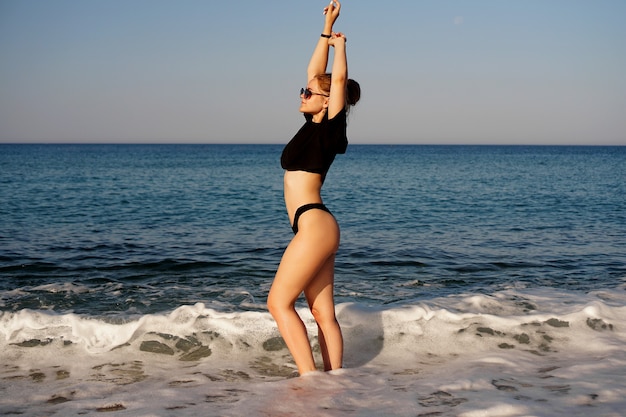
267, 217, 339, 375
305, 254, 343, 371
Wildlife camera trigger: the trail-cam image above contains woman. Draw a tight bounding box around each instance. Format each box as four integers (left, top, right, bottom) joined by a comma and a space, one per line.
267, 0, 360, 376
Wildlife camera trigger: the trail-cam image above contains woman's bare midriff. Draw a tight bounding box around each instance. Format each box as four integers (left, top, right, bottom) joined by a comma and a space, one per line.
283, 170, 324, 224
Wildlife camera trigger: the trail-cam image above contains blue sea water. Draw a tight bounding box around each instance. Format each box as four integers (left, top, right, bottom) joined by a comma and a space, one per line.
1, 144, 626, 416
1, 144, 624, 314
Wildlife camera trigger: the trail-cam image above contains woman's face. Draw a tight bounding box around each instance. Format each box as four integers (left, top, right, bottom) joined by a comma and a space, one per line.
299, 79, 328, 115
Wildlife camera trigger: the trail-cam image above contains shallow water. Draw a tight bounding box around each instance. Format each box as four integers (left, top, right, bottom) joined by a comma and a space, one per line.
2, 289, 625, 416
1, 144, 625, 415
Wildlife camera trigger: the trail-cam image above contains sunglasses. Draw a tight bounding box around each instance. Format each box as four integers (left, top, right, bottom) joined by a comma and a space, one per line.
300, 88, 329, 99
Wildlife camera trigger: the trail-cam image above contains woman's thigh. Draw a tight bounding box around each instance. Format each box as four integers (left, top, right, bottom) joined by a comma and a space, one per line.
270, 214, 339, 306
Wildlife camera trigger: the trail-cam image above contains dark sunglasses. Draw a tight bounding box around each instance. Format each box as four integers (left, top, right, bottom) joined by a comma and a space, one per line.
300, 88, 329, 99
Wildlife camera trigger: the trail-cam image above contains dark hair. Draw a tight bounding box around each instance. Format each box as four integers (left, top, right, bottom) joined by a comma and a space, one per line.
315, 74, 361, 108
346, 79, 361, 107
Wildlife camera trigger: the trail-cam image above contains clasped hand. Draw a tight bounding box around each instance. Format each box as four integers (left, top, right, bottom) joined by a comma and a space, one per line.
323, 1, 345, 46
323, 0, 341, 25
328, 32, 347, 46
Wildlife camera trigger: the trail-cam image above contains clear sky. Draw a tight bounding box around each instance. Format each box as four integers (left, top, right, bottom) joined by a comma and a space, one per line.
1, 0, 625, 145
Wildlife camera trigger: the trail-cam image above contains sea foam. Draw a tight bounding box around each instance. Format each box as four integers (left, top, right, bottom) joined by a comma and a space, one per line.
1, 288, 625, 416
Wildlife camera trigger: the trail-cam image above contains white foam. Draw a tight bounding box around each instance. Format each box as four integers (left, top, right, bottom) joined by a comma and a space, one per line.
458, 404, 531, 417
30, 282, 91, 294
1, 288, 625, 416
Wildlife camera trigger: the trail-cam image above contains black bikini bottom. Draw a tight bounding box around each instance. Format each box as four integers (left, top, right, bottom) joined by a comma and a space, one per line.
291, 203, 331, 234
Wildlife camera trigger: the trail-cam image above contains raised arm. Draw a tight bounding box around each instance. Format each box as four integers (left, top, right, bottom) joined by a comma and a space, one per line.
327, 32, 347, 119
307, 1, 341, 81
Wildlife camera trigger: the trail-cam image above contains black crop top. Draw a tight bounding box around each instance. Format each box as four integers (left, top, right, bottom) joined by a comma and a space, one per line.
280, 107, 348, 182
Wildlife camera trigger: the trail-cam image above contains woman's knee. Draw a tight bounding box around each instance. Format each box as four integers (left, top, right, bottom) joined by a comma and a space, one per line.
267, 291, 294, 319
266, 294, 281, 317
310, 306, 338, 328
266, 290, 280, 315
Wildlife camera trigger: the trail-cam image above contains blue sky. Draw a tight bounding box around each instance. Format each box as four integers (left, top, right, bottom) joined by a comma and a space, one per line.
1, 0, 625, 145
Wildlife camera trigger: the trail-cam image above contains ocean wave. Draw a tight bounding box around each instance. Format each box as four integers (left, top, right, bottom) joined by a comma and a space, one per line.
2, 288, 624, 362
1, 288, 625, 416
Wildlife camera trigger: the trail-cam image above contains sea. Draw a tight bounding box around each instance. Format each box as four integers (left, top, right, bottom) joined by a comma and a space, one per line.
1, 143, 625, 417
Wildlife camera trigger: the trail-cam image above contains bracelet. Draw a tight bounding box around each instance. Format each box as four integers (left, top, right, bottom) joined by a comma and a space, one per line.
321, 33, 331, 38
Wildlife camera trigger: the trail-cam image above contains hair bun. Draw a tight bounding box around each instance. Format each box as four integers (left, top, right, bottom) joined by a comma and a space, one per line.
347, 79, 361, 106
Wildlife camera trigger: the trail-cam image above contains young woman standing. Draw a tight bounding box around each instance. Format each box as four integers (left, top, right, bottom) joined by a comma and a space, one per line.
267, 0, 360, 376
